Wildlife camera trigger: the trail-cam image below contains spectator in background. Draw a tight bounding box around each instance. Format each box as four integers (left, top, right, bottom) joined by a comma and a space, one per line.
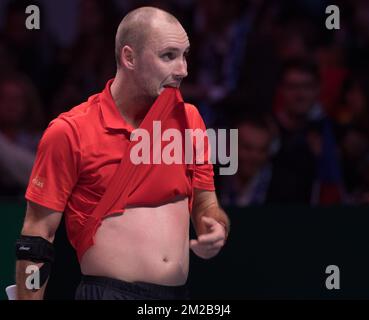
236, 1, 320, 120
339, 127, 369, 204
0, 73, 44, 197
0, 0, 367, 207
180, 0, 251, 126
0, 0, 56, 91
65, 0, 120, 95
45, 0, 120, 109
219, 113, 274, 207
268, 58, 343, 204
0, 41, 17, 77
345, 0, 369, 71
334, 75, 369, 133
333, 75, 369, 203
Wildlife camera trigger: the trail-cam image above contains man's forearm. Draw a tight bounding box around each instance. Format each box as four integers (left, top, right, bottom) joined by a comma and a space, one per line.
192, 189, 231, 237
15, 203, 60, 300
16, 260, 47, 300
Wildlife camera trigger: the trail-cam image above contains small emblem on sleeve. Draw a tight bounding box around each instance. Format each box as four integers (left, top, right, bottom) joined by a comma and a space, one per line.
32, 176, 44, 188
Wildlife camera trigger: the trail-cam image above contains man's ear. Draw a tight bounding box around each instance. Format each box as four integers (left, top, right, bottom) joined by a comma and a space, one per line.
120, 45, 135, 70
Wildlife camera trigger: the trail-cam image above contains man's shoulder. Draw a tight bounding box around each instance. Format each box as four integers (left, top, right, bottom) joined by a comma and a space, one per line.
183, 102, 198, 115
183, 103, 203, 121
183, 103, 207, 129
44, 92, 101, 142
57, 93, 100, 124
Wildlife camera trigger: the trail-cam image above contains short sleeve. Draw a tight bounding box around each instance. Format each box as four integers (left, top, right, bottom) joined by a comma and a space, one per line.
185, 104, 215, 191
25, 118, 81, 211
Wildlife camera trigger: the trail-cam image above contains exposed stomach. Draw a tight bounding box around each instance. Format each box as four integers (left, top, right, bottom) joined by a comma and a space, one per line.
80, 196, 190, 286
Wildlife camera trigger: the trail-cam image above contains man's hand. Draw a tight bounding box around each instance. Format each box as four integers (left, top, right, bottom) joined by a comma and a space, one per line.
190, 189, 230, 259
190, 216, 226, 259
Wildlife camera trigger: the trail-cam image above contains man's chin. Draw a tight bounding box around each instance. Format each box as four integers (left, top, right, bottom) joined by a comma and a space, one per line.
158, 87, 165, 95
159, 86, 172, 94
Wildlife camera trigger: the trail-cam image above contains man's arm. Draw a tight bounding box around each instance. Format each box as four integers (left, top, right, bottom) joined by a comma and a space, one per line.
16, 201, 62, 300
191, 189, 230, 237
190, 189, 230, 259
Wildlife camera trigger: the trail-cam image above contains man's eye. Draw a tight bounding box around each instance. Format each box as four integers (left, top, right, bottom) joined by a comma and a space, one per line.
161, 53, 175, 61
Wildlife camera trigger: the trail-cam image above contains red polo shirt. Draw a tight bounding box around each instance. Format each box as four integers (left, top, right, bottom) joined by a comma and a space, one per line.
25, 79, 215, 260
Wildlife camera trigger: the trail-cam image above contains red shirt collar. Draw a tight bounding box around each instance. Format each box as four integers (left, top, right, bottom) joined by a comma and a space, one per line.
99, 78, 184, 133
99, 79, 134, 133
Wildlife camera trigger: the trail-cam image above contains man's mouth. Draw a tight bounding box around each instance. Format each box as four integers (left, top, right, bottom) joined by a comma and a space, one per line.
163, 83, 180, 88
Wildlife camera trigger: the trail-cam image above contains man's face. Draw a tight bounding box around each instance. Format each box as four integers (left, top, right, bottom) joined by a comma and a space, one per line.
281, 69, 319, 117
133, 20, 190, 99
238, 123, 271, 180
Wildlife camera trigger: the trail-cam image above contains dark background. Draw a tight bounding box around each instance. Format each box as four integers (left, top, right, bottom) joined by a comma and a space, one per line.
3, 203, 369, 299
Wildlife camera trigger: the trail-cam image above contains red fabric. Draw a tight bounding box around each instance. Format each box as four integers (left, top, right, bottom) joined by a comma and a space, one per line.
26, 79, 215, 261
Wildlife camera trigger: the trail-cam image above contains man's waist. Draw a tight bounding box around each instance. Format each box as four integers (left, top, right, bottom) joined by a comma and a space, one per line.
79, 274, 189, 299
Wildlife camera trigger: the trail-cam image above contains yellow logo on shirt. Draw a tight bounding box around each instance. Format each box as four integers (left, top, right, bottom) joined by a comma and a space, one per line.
32, 176, 44, 188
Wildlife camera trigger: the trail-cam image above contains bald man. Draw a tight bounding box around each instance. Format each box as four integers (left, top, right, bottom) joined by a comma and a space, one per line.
15, 7, 230, 300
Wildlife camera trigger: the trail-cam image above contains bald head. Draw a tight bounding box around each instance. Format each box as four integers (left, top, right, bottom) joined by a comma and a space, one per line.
115, 7, 180, 68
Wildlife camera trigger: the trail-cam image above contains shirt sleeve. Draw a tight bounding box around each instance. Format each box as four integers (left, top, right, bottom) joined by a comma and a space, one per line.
25, 118, 81, 212
185, 104, 215, 191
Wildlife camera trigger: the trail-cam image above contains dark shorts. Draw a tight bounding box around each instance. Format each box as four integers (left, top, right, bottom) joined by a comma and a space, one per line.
75, 275, 190, 300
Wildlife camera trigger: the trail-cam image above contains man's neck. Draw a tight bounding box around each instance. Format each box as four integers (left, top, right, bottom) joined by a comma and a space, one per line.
110, 75, 155, 128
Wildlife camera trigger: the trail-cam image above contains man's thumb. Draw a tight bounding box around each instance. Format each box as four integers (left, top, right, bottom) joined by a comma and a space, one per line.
190, 239, 198, 248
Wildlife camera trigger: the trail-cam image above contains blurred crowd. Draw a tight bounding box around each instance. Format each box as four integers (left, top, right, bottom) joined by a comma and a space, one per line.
0, 0, 369, 207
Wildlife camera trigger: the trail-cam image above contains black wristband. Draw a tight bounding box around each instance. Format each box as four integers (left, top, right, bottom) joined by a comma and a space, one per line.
15, 235, 55, 263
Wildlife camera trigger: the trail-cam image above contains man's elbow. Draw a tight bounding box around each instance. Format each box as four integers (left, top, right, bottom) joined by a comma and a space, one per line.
21, 203, 62, 243
21, 221, 56, 243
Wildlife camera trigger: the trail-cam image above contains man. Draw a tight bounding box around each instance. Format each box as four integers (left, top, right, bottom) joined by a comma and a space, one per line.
220, 114, 274, 207
15, 7, 230, 300
268, 58, 342, 204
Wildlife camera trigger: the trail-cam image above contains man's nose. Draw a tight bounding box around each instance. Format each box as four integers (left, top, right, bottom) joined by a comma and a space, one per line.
174, 60, 188, 79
